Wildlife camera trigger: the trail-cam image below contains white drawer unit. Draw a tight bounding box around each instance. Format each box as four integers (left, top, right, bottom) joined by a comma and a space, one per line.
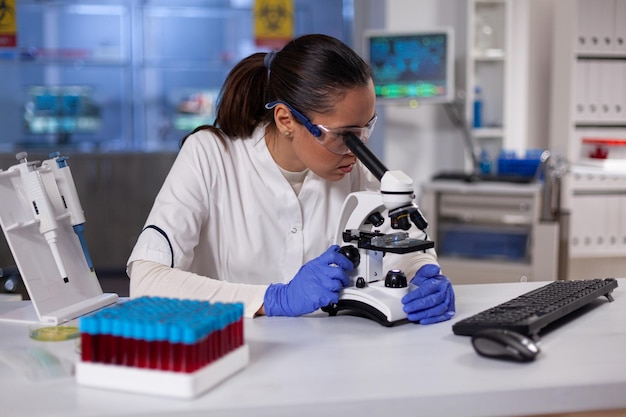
420, 180, 559, 284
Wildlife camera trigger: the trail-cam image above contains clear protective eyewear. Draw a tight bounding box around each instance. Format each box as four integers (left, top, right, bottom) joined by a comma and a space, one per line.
265, 101, 377, 155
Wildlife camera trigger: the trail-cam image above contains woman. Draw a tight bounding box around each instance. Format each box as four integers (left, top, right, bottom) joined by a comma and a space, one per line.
127, 34, 455, 323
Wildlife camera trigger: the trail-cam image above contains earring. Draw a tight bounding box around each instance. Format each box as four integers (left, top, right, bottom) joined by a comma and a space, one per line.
283, 131, 292, 137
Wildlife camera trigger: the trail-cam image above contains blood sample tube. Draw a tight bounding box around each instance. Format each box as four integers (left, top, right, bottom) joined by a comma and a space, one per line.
99, 315, 112, 364
145, 321, 158, 369
155, 321, 170, 371
111, 316, 124, 365
121, 317, 135, 367
79, 315, 97, 362
134, 319, 147, 368
169, 323, 183, 372
182, 324, 198, 373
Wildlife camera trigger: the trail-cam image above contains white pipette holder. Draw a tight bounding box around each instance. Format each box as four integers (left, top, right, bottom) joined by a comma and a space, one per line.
0, 152, 118, 324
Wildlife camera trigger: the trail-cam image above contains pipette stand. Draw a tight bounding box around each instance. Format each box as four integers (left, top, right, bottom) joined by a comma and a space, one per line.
0, 153, 118, 324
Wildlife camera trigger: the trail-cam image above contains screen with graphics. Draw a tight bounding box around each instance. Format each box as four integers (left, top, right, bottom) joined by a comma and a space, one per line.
364, 29, 455, 104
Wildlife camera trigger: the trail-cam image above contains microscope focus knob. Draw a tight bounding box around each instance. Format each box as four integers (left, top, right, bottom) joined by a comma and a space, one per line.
385, 269, 407, 288
338, 245, 361, 268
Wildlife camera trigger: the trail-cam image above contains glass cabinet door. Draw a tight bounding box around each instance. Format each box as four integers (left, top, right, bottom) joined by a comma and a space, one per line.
8, 1, 132, 151
0, 0, 350, 152
140, 2, 251, 149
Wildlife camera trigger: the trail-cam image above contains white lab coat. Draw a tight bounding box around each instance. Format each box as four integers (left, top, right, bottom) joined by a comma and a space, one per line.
127, 126, 438, 317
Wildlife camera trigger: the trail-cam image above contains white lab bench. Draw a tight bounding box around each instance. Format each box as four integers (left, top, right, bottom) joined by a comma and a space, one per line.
419, 180, 560, 285
1, 279, 625, 417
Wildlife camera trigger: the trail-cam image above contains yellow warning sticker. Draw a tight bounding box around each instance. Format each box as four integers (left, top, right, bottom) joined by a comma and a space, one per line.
0, 0, 17, 48
254, 0, 293, 48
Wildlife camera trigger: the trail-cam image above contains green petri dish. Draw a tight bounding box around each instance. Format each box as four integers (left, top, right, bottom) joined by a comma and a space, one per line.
29, 325, 80, 342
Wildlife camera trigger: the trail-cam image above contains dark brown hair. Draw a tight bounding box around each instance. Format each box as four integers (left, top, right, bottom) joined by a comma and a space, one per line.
182, 33, 372, 144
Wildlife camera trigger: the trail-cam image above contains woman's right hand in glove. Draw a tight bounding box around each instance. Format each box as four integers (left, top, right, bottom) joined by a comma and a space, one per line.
263, 245, 353, 317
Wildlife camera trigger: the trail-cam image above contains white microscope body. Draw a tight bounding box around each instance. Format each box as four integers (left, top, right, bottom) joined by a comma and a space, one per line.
324, 136, 434, 326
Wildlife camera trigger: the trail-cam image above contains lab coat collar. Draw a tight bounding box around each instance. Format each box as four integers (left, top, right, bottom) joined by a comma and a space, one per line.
253, 124, 270, 147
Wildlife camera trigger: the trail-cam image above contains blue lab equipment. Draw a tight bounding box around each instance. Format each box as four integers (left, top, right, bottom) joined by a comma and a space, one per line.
47, 152, 94, 271
497, 149, 542, 179
473, 86, 483, 128
479, 149, 492, 174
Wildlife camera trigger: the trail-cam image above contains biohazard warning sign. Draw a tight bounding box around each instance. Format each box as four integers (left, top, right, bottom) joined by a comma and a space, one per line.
0, 0, 16, 48
254, 0, 293, 48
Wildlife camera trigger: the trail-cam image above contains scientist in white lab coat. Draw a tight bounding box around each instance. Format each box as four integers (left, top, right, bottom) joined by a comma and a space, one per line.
127, 34, 455, 323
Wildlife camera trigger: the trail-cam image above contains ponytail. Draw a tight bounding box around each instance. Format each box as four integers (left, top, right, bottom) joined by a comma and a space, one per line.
181, 53, 271, 145
214, 53, 273, 137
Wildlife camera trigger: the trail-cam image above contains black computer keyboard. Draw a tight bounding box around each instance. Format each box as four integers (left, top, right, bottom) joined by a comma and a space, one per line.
452, 278, 618, 338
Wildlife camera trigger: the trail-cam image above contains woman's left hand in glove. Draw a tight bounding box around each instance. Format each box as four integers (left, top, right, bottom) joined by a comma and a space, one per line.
401, 264, 456, 324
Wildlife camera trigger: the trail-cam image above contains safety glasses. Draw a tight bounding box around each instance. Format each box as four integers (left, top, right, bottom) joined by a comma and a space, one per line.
265, 101, 377, 155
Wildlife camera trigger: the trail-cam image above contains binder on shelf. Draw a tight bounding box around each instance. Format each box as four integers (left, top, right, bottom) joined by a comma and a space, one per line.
599, 60, 613, 121
579, 60, 626, 124
577, 0, 625, 55
575, 61, 589, 121
604, 194, 623, 255
615, 0, 626, 54
568, 195, 598, 257
608, 62, 625, 121
595, 0, 615, 53
586, 60, 602, 122
576, 0, 595, 54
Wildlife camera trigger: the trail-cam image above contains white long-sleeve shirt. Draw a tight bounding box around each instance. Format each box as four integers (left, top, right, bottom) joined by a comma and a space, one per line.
127, 126, 437, 317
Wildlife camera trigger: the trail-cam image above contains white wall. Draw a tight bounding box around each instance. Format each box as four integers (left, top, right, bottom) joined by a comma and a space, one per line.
383, 0, 466, 196
525, 0, 556, 150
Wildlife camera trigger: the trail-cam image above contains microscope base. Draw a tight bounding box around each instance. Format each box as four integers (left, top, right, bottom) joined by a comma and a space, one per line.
323, 281, 411, 327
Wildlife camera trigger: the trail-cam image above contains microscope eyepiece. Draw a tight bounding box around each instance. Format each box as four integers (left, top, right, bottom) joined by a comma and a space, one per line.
345, 134, 388, 181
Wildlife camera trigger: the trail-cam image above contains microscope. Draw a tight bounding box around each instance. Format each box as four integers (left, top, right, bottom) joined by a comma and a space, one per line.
323, 135, 434, 327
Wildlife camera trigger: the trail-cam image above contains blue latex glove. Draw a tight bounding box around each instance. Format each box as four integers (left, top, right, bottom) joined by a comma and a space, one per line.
264, 245, 353, 317
401, 264, 456, 324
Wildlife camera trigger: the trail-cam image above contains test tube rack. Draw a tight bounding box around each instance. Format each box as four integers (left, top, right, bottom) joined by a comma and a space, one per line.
75, 297, 249, 399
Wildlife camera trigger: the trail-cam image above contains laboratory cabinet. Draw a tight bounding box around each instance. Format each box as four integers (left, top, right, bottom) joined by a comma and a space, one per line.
568, 168, 626, 258
420, 180, 559, 285
466, 0, 509, 140
0, 152, 177, 272
564, 166, 626, 280
4, 1, 134, 150
550, 0, 626, 166
549, 0, 626, 280
464, 0, 532, 168
0, 0, 350, 152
